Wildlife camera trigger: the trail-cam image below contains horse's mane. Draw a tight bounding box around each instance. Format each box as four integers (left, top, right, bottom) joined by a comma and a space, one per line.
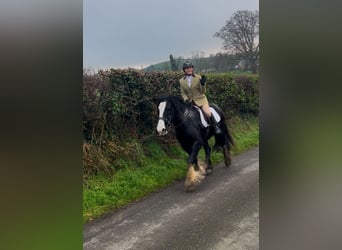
158, 94, 185, 105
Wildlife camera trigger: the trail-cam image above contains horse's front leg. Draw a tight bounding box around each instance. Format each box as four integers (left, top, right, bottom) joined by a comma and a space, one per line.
185, 141, 205, 191
203, 141, 213, 175
187, 141, 202, 169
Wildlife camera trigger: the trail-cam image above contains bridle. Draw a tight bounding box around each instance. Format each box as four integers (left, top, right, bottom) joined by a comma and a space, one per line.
158, 100, 187, 130
158, 115, 186, 130
158, 116, 170, 126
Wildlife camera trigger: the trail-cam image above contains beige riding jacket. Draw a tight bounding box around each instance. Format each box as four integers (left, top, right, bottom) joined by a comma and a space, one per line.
179, 74, 208, 107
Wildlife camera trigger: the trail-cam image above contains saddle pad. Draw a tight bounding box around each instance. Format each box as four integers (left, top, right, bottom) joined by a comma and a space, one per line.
194, 106, 221, 127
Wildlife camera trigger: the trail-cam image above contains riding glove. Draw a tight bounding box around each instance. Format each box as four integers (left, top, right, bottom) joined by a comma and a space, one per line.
200, 75, 206, 85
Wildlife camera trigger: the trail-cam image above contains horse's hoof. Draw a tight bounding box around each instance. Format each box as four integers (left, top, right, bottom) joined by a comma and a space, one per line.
224, 159, 232, 167
206, 168, 213, 175
224, 155, 232, 167
185, 185, 195, 192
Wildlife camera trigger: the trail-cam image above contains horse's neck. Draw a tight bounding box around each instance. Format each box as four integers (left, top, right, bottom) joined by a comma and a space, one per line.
171, 99, 185, 126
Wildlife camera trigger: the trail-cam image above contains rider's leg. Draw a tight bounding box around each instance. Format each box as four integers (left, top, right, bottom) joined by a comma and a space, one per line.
202, 103, 221, 134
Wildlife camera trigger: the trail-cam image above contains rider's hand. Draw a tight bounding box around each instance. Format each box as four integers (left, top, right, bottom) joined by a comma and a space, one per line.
200, 75, 206, 85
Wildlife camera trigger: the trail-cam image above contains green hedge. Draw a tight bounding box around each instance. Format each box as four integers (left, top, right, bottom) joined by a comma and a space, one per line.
83, 69, 258, 143
206, 73, 259, 116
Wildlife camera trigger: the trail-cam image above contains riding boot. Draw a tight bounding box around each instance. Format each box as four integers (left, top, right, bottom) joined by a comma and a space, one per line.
210, 116, 222, 134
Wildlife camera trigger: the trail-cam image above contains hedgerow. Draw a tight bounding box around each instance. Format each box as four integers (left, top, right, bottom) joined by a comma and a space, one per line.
83, 69, 258, 176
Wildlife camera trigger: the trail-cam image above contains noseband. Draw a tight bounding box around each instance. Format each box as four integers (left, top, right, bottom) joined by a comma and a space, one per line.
159, 116, 170, 125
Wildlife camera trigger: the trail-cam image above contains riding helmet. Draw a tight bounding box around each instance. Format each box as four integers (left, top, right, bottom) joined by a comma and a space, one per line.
182, 61, 194, 70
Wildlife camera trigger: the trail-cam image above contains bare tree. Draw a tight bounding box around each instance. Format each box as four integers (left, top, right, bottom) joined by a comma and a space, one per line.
169, 54, 182, 71
214, 10, 259, 73
191, 51, 206, 72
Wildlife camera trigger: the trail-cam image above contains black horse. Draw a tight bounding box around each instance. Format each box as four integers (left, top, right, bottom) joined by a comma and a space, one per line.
156, 95, 234, 190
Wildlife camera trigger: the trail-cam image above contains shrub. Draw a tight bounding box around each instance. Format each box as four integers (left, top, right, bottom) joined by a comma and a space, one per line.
83, 69, 258, 176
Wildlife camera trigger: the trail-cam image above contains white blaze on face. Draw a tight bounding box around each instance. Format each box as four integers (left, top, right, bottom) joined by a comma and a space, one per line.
156, 101, 167, 135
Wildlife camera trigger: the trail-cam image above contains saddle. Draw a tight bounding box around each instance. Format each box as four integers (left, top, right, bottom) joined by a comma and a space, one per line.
193, 106, 221, 128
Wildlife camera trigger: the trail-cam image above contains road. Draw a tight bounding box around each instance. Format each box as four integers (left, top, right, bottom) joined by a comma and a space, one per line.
84, 147, 259, 250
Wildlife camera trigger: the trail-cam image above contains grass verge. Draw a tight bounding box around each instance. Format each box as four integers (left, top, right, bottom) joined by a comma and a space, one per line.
83, 115, 259, 222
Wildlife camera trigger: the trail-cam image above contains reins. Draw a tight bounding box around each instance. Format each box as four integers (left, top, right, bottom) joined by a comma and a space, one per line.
173, 118, 186, 129
159, 116, 185, 129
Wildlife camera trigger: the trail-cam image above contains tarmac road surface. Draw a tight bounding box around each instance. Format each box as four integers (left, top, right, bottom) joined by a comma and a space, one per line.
84, 146, 259, 250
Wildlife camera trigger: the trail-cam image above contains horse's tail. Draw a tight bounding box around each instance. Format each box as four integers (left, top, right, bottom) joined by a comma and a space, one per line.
210, 104, 234, 167
219, 113, 235, 150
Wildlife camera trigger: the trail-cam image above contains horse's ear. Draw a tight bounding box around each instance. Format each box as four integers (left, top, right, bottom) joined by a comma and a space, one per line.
153, 94, 167, 104
152, 96, 160, 104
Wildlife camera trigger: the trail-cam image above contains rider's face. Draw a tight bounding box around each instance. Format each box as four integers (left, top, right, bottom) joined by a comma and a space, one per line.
184, 67, 193, 74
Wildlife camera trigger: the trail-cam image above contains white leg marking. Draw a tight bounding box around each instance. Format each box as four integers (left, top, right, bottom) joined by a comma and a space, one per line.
156, 102, 166, 134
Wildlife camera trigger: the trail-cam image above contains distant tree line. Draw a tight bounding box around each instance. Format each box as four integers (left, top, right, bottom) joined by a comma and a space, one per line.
144, 52, 252, 73
144, 10, 259, 73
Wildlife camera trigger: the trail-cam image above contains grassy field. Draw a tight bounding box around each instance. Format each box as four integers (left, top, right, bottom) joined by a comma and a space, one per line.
83, 115, 259, 222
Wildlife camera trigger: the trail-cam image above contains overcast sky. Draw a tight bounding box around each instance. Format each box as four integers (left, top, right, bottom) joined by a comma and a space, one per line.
83, 0, 258, 69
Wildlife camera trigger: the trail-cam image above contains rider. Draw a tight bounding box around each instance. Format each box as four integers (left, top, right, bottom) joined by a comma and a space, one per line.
179, 61, 221, 134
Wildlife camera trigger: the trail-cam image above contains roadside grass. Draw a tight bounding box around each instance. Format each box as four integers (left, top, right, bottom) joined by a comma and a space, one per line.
229, 115, 259, 155
83, 115, 259, 222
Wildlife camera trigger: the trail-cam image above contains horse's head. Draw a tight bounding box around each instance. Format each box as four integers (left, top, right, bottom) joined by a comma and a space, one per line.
156, 98, 174, 136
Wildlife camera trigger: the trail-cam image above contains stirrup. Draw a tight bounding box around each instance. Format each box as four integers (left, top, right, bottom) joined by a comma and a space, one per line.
214, 126, 222, 134
210, 117, 222, 134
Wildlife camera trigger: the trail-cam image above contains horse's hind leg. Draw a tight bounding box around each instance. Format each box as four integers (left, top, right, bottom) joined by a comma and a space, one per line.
223, 144, 232, 167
